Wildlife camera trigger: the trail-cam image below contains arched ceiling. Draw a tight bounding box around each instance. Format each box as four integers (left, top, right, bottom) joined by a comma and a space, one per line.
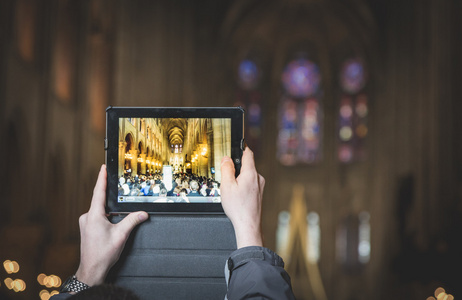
162, 118, 187, 146
220, 0, 377, 67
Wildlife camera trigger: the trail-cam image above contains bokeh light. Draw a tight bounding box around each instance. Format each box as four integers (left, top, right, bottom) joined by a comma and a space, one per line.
38, 273, 62, 288
3, 260, 20, 274
429, 287, 454, 300
12, 279, 26, 292
4, 278, 14, 289
434, 287, 445, 297
40, 289, 51, 300
37, 273, 47, 285
4, 278, 26, 292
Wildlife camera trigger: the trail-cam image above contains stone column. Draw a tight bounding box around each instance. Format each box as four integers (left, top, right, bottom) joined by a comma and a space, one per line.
119, 142, 126, 177
191, 150, 196, 174
199, 144, 208, 177
224, 119, 231, 157
212, 119, 224, 183
207, 122, 214, 178
129, 149, 138, 175
140, 153, 147, 174
146, 156, 152, 173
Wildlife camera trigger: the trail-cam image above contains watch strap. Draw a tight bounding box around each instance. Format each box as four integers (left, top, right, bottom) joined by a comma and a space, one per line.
60, 275, 91, 293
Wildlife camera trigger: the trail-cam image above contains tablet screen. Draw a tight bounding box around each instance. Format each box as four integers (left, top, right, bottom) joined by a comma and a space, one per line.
117, 117, 230, 204
106, 107, 243, 214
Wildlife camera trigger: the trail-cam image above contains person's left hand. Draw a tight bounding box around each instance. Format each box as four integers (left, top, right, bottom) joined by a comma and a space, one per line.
75, 165, 149, 286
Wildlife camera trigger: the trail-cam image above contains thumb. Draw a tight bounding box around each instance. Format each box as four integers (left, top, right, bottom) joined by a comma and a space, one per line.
116, 211, 149, 237
220, 156, 236, 188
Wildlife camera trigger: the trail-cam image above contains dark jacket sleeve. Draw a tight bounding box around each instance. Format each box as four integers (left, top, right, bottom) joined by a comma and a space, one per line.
50, 293, 72, 300
225, 246, 296, 300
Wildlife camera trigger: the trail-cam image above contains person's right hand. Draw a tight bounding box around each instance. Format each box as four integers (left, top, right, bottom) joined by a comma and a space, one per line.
220, 148, 265, 249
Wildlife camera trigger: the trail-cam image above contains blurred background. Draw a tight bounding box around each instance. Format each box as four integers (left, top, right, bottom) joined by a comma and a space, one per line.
1, 0, 461, 299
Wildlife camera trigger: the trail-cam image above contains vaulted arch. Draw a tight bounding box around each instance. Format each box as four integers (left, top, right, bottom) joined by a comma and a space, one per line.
163, 118, 187, 146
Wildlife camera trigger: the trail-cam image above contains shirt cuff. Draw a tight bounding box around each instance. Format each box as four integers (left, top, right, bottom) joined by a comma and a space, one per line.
224, 246, 285, 287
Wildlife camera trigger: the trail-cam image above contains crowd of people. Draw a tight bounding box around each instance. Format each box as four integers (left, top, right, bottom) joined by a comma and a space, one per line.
118, 172, 221, 201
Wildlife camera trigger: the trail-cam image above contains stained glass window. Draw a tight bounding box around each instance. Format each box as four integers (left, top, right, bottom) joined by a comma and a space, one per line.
340, 58, 366, 94
282, 59, 321, 98
338, 97, 354, 162
277, 98, 299, 166
297, 98, 322, 163
338, 58, 368, 163
238, 59, 260, 90
278, 58, 323, 165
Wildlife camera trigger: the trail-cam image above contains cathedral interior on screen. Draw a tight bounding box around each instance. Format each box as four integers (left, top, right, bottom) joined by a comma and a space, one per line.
1, 0, 462, 299
117, 117, 230, 202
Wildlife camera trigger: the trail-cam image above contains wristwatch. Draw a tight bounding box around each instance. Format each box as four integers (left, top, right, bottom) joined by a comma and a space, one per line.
60, 275, 91, 293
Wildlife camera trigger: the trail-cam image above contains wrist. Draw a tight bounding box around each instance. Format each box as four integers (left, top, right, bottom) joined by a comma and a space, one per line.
75, 264, 107, 286
234, 225, 263, 249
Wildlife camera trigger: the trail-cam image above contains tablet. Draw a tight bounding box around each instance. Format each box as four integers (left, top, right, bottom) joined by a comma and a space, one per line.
105, 106, 244, 214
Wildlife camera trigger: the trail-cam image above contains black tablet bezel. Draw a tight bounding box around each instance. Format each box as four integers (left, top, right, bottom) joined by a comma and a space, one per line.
105, 106, 244, 214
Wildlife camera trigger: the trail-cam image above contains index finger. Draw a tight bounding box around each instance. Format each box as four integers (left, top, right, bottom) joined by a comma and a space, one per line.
88, 164, 107, 216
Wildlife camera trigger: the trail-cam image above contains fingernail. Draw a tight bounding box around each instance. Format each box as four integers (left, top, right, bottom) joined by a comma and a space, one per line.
138, 212, 148, 222
221, 157, 232, 166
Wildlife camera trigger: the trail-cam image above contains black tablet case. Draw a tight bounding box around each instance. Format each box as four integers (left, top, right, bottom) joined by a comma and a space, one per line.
108, 215, 236, 300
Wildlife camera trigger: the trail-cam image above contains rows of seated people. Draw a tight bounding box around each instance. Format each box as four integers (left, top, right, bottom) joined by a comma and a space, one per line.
118, 173, 220, 199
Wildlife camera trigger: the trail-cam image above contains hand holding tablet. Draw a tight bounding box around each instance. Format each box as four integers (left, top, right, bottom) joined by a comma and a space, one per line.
221, 148, 264, 249
75, 165, 149, 287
